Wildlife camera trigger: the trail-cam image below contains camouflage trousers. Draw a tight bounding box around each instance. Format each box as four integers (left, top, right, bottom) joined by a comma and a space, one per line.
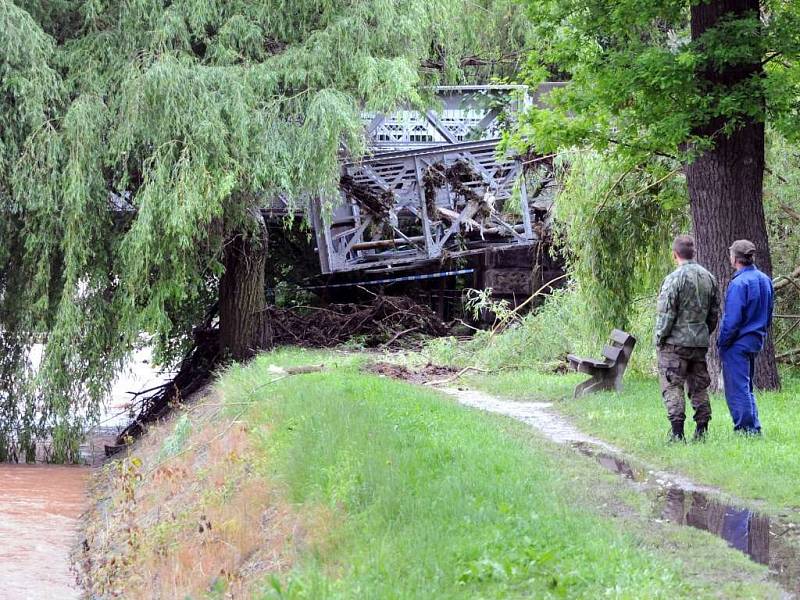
657, 344, 712, 425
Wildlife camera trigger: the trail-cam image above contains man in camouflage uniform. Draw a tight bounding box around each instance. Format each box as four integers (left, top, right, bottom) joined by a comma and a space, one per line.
655, 235, 720, 441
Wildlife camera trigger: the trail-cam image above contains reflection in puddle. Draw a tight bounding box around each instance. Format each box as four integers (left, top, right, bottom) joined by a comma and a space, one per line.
571, 442, 645, 482
655, 487, 800, 592
594, 454, 642, 481
572, 442, 800, 593
656, 487, 771, 564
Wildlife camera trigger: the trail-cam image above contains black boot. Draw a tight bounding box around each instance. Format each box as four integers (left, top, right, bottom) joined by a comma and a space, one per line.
693, 423, 708, 442
669, 420, 685, 442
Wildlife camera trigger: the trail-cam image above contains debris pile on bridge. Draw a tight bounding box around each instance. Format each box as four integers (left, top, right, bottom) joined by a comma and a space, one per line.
313, 85, 563, 274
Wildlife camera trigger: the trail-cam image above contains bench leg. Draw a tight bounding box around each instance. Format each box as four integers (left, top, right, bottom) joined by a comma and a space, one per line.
574, 375, 615, 398
574, 377, 601, 398
573, 378, 591, 399
612, 366, 627, 393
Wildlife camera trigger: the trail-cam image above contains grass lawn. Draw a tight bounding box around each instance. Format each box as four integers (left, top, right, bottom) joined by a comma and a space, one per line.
214, 349, 781, 598
464, 369, 800, 512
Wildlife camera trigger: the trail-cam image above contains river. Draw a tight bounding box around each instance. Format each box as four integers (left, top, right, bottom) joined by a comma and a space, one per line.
0, 465, 89, 599
0, 347, 169, 599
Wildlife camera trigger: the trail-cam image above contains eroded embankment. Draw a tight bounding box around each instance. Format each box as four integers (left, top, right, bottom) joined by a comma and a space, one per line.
75, 386, 312, 599
77, 352, 792, 599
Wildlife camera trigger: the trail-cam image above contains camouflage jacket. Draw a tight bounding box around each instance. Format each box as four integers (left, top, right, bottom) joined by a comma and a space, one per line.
655, 261, 720, 348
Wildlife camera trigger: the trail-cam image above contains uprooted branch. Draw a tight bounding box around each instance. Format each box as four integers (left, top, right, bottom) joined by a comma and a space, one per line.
112, 296, 445, 448
113, 327, 222, 447
774, 265, 800, 293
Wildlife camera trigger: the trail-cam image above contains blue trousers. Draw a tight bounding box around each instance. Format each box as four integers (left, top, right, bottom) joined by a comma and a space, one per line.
720, 343, 761, 433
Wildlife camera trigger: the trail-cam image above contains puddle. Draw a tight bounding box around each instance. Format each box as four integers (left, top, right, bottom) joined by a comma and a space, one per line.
571, 442, 645, 481
575, 442, 800, 594
654, 486, 800, 593
443, 387, 800, 595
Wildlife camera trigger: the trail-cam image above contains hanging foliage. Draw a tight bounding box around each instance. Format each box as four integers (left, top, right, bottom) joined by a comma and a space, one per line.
551, 150, 689, 335
0, 0, 536, 461
508, 0, 800, 389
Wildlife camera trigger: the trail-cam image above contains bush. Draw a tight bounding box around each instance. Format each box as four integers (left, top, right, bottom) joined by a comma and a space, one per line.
427, 283, 660, 375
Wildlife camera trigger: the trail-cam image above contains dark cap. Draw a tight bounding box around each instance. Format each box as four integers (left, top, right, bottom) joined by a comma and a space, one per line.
729, 239, 756, 259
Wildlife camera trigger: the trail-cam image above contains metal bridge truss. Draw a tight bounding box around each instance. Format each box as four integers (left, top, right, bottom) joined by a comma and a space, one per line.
313, 85, 560, 274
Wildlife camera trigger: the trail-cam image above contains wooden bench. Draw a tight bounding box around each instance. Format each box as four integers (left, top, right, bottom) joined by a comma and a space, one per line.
567, 329, 636, 398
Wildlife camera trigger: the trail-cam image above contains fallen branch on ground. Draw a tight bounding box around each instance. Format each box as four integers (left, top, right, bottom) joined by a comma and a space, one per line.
381, 327, 420, 349
776, 347, 800, 361
775, 317, 800, 345
490, 273, 569, 336
264, 296, 446, 348
424, 366, 488, 386
780, 203, 800, 222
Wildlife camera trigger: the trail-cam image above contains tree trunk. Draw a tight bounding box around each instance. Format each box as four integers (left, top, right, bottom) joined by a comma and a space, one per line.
218, 214, 272, 361
686, 0, 780, 390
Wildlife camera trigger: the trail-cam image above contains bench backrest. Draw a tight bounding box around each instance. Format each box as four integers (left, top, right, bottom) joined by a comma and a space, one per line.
609, 329, 633, 346
602, 344, 623, 363
603, 329, 636, 369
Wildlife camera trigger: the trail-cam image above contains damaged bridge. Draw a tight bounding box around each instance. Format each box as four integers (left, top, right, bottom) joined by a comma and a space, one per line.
315, 84, 561, 274
267, 84, 565, 309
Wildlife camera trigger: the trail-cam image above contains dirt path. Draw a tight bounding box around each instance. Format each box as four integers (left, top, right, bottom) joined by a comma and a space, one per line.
441, 387, 723, 494
443, 388, 619, 448
0, 465, 89, 599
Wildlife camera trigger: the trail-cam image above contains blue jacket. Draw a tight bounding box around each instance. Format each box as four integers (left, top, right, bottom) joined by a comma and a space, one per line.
717, 265, 774, 352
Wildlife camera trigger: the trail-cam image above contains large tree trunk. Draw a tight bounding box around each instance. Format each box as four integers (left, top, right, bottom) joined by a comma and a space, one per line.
686, 0, 780, 390
218, 214, 272, 361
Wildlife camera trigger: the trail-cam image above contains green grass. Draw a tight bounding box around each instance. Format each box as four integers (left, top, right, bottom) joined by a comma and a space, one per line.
422, 286, 663, 377
465, 369, 800, 511
214, 349, 780, 599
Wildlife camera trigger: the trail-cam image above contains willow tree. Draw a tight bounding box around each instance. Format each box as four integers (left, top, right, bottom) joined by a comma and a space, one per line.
515, 0, 800, 388
0, 0, 535, 461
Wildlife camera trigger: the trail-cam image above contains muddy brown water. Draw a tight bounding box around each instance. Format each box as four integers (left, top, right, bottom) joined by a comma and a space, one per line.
0, 465, 89, 599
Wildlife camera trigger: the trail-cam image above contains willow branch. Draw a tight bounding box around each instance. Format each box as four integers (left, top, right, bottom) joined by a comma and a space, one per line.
624, 166, 683, 200
774, 265, 800, 293
490, 273, 570, 336
590, 164, 638, 222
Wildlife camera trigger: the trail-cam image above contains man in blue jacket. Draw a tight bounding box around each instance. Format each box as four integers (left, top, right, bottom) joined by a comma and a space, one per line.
717, 239, 774, 434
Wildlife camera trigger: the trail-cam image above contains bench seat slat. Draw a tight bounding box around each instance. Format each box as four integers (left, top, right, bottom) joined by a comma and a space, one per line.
567, 354, 611, 369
